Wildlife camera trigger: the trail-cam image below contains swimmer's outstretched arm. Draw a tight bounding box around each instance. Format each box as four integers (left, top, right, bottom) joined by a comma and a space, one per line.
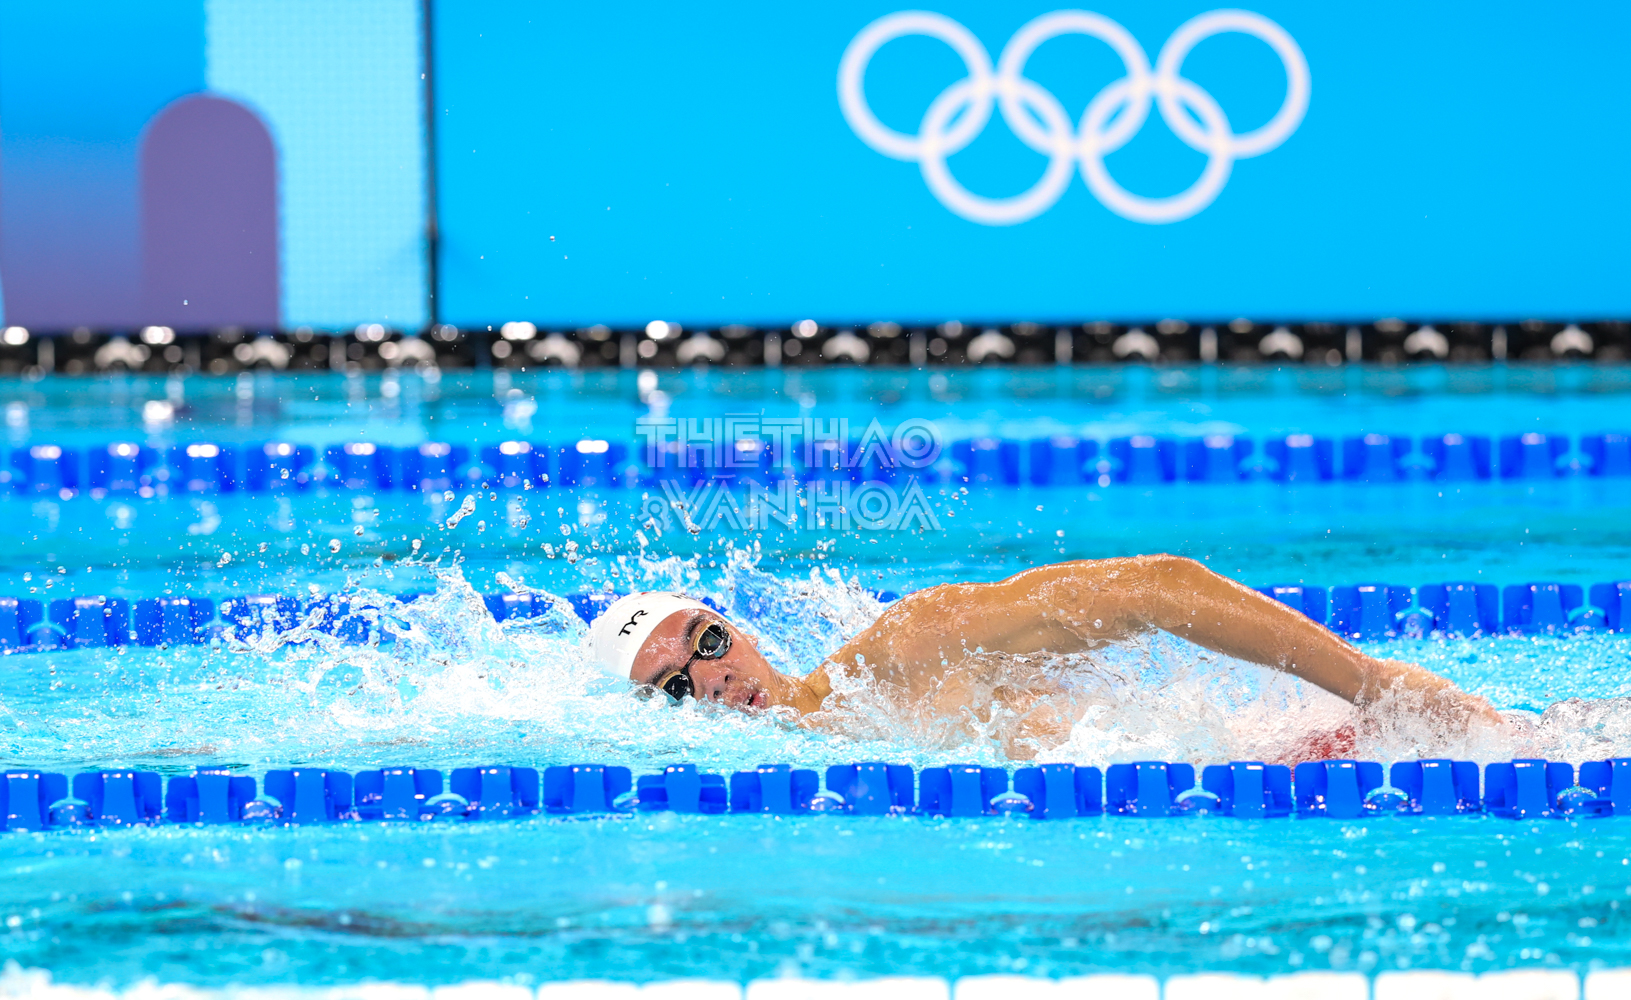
830, 555, 1500, 726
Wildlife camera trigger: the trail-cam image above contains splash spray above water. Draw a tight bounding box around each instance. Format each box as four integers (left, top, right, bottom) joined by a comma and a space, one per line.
1, 545, 1629, 772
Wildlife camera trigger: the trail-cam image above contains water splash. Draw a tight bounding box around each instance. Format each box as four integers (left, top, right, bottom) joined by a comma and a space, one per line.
3, 552, 1631, 772
444, 493, 478, 529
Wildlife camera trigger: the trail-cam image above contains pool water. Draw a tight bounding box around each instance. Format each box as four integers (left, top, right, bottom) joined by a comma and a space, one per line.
1, 367, 1630, 989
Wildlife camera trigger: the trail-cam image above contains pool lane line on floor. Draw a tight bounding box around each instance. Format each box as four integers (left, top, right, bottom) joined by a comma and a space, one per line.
0, 966, 1621, 999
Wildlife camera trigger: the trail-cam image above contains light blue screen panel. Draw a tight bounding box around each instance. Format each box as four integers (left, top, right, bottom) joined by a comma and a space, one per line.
433, 1, 1631, 327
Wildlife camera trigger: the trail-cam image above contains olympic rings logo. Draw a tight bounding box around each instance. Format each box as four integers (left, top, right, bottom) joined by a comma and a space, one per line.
837, 9, 1310, 225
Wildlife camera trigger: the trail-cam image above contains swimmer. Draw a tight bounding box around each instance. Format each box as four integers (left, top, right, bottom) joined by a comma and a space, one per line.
588, 555, 1502, 757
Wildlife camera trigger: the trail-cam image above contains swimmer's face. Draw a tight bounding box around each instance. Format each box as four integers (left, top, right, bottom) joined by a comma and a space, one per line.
628, 609, 781, 711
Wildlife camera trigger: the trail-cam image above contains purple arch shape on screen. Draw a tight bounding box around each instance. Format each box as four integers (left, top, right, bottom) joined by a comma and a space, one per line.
139, 93, 278, 329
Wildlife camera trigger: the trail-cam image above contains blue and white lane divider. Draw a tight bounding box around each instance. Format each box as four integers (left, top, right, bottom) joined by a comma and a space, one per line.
6, 430, 1631, 498
3, 758, 1629, 831
1, 578, 1628, 654
0, 966, 1623, 1000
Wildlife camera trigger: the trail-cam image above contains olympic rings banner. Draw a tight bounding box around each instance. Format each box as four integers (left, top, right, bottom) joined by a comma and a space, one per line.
837, 9, 1310, 226
433, 1, 1631, 327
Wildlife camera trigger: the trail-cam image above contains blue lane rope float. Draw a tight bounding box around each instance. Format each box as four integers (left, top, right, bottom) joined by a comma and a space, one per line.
729, 764, 820, 814
1012, 763, 1103, 819
3, 757, 1629, 832
166, 768, 258, 824
543, 764, 630, 814
2, 578, 1628, 655
824, 763, 917, 815
636, 764, 728, 814
1201, 762, 1293, 819
918, 765, 1010, 817
1389, 760, 1482, 816
5, 431, 1631, 497
1106, 761, 1196, 817
1484, 760, 1581, 820
1292, 760, 1385, 819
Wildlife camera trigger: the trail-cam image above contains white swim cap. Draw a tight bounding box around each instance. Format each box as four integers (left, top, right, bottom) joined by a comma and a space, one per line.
587, 592, 713, 682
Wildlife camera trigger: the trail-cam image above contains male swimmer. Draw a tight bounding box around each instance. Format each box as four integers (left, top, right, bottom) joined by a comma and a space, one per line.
588, 555, 1502, 757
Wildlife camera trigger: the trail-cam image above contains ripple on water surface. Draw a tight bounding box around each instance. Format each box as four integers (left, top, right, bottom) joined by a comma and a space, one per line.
2, 555, 1630, 986
3, 554, 1631, 772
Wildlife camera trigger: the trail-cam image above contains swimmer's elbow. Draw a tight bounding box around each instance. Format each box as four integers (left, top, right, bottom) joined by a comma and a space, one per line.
1143, 552, 1203, 570
1124, 554, 1228, 627
1132, 553, 1209, 583
897, 580, 978, 608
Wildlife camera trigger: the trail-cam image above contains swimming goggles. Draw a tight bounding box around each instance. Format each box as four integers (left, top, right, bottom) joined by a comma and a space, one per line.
651, 620, 732, 701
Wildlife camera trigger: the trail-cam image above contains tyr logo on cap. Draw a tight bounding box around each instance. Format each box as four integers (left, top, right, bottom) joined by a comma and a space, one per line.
618, 609, 648, 636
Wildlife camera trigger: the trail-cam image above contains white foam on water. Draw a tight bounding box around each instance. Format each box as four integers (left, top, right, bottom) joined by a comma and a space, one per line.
4, 546, 1631, 771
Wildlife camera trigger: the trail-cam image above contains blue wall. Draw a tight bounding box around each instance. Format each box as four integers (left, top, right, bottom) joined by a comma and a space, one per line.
4, 2, 1628, 330
433, 1, 1631, 327
0, 0, 428, 331
0, 1, 205, 327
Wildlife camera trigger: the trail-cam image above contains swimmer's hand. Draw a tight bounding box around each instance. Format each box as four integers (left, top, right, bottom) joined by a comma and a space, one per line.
1362, 658, 1503, 728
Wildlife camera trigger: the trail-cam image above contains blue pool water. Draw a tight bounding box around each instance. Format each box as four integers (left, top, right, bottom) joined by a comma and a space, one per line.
2, 367, 1631, 989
